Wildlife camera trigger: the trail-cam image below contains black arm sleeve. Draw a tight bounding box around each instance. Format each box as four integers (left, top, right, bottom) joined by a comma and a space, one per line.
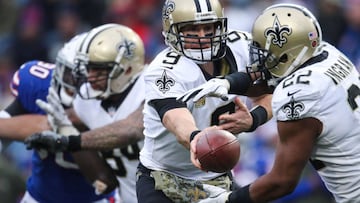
225, 72, 252, 95
4, 99, 29, 116
148, 98, 187, 121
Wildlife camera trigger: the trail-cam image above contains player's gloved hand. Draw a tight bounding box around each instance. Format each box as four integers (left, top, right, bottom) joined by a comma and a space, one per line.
36, 86, 79, 136
198, 184, 231, 203
177, 78, 230, 103
25, 130, 81, 152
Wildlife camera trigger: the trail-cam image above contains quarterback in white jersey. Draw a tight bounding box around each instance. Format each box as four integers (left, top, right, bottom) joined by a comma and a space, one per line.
197, 4, 360, 203
137, 0, 272, 202
141, 29, 249, 179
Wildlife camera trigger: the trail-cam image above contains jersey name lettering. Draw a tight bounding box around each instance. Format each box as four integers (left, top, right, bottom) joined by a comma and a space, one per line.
324, 56, 353, 85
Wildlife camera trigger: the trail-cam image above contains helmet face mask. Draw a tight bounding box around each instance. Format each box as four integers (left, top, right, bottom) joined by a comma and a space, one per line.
162, 0, 227, 63
74, 24, 145, 100
247, 3, 322, 86
53, 33, 87, 107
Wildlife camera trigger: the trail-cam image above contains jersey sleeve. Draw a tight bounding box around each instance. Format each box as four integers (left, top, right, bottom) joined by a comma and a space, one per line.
10, 60, 54, 114
272, 70, 325, 121
143, 50, 205, 101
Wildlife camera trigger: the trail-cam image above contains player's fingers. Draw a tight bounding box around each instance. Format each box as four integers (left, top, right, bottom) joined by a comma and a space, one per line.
211, 87, 229, 101
219, 113, 237, 123
234, 97, 247, 110
36, 99, 54, 114
47, 92, 60, 106
182, 88, 203, 103
48, 86, 60, 101
190, 149, 202, 169
217, 121, 234, 130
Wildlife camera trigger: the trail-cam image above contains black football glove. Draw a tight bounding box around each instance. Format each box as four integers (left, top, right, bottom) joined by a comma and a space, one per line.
25, 130, 81, 153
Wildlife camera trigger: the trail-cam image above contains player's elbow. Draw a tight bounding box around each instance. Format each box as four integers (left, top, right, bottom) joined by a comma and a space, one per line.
274, 177, 298, 196
128, 125, 144, 144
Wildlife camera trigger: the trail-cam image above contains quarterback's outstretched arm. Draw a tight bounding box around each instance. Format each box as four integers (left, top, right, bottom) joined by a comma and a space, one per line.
178, 72, 273, 134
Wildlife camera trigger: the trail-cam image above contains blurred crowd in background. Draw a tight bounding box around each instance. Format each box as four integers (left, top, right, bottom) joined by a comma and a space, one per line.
1, 0, 359, 202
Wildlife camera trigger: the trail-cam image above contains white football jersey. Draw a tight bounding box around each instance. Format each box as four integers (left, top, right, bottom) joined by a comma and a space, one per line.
73, 74, 145, 203
272, 42, 360, 202
141, 31, 250, 180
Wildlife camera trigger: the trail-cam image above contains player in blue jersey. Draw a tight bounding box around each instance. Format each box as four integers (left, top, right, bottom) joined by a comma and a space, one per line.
0, 33, 119, 203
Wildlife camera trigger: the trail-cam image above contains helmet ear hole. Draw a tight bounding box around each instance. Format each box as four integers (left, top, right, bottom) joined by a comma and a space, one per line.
279, 54, 288, 63
125, 67, 132, 75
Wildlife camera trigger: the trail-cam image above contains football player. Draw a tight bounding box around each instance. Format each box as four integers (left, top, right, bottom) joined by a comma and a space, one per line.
0, 33, 119, 202
196, 3, 360, 203
136, 0, 272, 202
71, 24, 145, 203
26, 24, 146, 203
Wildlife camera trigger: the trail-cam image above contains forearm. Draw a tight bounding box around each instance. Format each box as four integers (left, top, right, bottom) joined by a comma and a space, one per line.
227, 179, 288, 203
225, 72, 273, 97
81, 104, 144, 150
0, 115, 50, 141
80, 120, 144, 150
225, 72, 252, 95
162, 108, 198, 149
230, 173, 294, 203
251, 94, 273, 120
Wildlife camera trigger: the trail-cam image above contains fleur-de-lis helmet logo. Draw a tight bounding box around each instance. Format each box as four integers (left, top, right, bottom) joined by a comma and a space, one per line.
265, 16, 292, 48
118, 39, 135, 60
162, 0, 175, 21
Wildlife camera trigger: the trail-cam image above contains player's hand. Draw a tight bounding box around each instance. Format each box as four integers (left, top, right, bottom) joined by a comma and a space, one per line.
190, 126, 219, 171
198, 184, 231, 203
25, 130, 70, 153
177, 78, 230, 103
36, 86, 79, 136
217, 97, 252, 134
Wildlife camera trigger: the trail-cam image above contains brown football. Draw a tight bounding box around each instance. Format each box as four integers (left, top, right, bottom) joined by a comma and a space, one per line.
196, 129, 240, 173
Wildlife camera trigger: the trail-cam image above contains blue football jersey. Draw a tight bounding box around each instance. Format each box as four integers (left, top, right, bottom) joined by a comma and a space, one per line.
11, 60, 114, 202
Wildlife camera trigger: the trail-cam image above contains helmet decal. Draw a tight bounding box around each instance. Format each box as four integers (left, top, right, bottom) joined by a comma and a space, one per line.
265, 16, 292, 48
162, 0, 175, 21
118, 39, 136, 60
74, 24, 145, 99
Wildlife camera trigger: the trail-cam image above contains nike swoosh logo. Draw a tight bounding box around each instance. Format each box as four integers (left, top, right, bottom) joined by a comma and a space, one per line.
287, 89, 301, 97
160, 65, 173, 69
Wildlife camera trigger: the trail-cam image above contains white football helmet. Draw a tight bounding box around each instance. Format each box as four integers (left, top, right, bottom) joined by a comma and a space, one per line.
74, 23, 145, 99
247, 3, 322, 85
162, 0, 227, 63
53, 32, 87, 106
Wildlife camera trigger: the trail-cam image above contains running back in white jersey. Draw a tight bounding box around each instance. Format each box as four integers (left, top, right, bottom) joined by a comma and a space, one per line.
141, 31, 251, 180
272, 42, 360, 202
73, 74, 145, 203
